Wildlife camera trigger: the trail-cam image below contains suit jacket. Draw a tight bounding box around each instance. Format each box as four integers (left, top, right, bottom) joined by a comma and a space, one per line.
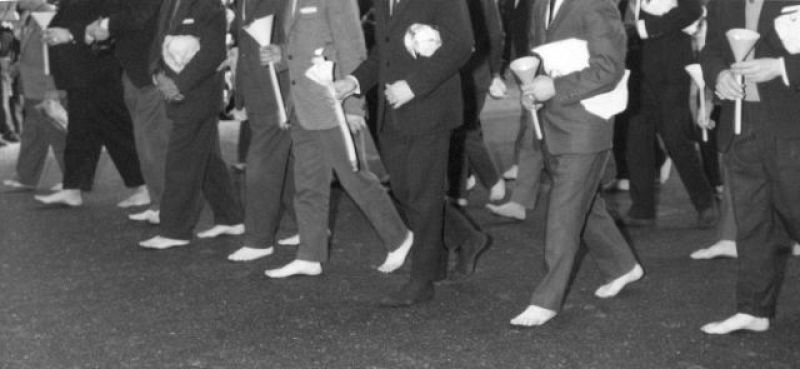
103, 0, 162, 88
499, 0, 532, 73
49, 0, 122, 90
233, 0, 290, 120
637, 0, 702, 80
463, 0, 504, 93
150, 0, 227, 121
529, 0, 627, 155
351, 0, 474, 136
700, 0, 800, 150
282, 0, 366, 130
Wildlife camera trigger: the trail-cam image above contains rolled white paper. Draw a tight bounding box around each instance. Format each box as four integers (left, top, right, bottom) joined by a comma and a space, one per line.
305, 58, 359, 171
31, 11, 56, 75
685, 64, 708, 142
243, 15, 287, 125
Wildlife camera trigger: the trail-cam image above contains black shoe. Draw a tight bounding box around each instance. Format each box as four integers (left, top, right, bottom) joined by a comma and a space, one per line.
451, 232, 491, 280
697, 201, 719, 229
379, 281, 434, 307
621, 215, 656, 227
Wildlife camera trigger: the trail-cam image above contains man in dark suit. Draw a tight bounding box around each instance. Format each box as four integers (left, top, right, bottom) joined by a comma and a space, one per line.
336, 0, 486, 305
225, 0, 296, 262
623, 0, 717, 228
140, 0, 244, 249
699, 0, 800, 335
84, 0, 170, 225
510, 0, 642, 327
36, 0, 147, 208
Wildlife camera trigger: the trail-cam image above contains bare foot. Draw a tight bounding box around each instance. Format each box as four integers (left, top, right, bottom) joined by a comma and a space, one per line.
690, 240, 737, 260
377, 231, 413, 273
197, 224, 245, 239
701, 313, 769, 335
510, 305, 557, 327
595, 264, 644, 298
277, 234, 300, 246
264, 259, 322, 278
228, 246, 274, 262
139, 236, 189, 249
486, 202, 525, 221
35, 189, 83, 207
489, 179, 506, 201
117, 186, 150, 208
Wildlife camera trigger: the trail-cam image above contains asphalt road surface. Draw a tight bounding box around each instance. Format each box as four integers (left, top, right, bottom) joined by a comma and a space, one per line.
0, 94, 798, 369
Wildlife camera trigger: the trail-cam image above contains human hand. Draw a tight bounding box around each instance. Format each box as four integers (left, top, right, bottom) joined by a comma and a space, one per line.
385, 80, 415, 109
489, 76, 508, 98
714, 69, 743, 101
259, 44, 282, 66
731, 58, 783, 84
154, 73, 184, 102
43, 28, 74, 46
334, 77, 358, 100
345, 114, 367, 132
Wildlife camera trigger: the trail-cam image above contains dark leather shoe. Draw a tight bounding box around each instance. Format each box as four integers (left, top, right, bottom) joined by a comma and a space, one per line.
621, 215, 655, 227
379, 281, 434, 307
451, 232, 491, 279
697, 201, 719, 229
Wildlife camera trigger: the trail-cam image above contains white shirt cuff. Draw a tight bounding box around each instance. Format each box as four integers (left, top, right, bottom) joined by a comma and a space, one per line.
636, 20, 649, 39
779, 58, 790, 86
346, 75, 361, 95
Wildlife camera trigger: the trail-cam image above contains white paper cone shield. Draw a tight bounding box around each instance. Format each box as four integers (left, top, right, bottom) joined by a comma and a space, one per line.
726, 28, 760, 61
684, 64, 705, 88
510, 56, 540, 84
31, 11, 56, 28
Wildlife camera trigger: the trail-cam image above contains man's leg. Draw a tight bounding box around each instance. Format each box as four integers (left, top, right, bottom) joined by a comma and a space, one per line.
379, 130, 450, 305
122, 73, 171, 212
625, 80, 659, 222
15, 100, 52, 187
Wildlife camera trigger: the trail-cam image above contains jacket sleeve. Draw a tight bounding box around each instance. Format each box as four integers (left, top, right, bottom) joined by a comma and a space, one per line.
698, 1, 729, 96
639, 0, 702, 39
328, 0, 367, 116
404, 0, 474, 99
551, 0, 627, 105
786, 55, 800, 90
167, 0, 227, 95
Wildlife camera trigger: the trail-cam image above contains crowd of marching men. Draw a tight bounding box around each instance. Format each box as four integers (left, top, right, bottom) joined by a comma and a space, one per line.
1, 0, 800, 334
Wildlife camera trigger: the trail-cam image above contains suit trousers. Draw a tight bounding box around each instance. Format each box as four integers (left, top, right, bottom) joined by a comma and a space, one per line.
291, 125, 407, 263
510, 112, 544, 209
448, 91, 500, 198
159, 114, 243, 240
63, 85, 144, 191
16, 99, 66, 186
122, 73, 171, 210
381, 127, 480, 283
728, 103, 800, 318
243, 112, 295, 249
626, 76, 714, 219
530, 148, 637, 310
